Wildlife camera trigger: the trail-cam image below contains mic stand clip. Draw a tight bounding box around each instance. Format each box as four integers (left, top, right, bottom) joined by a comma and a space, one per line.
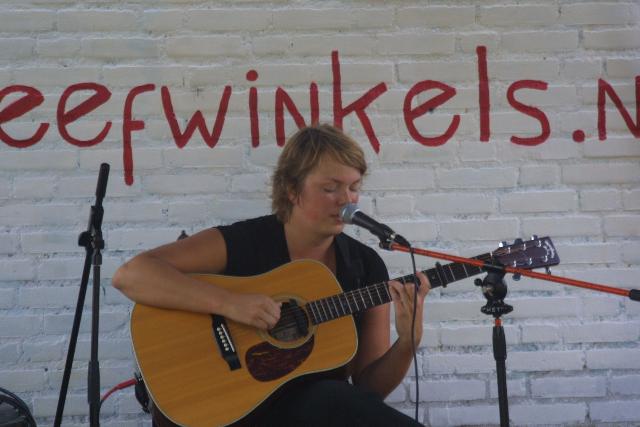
376, 224, 411, 250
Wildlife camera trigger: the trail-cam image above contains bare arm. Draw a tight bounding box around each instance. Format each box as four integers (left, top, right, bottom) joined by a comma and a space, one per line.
350, 273, 430, 398
112, 228, 281, 329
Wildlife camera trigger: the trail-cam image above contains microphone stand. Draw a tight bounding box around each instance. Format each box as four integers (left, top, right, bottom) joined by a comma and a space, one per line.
55, 163, 110, 427
383, 242, 640, 427
387, 243, 640, 302
475, 265, 512, 427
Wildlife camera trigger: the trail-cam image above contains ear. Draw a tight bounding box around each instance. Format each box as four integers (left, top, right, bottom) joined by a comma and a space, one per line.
287, 185, 298, 205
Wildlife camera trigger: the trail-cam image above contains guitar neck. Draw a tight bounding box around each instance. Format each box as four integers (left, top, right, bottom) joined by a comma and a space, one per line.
306, 254, 489, 325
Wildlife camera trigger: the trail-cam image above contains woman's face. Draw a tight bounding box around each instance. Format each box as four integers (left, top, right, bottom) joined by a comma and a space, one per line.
289, 156, 362, 236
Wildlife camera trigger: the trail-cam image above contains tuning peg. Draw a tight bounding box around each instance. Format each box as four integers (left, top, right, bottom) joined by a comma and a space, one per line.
530, 235, 538, 240
499, 241, 508, 248
513, 273, 521, 281
545, 267, 552, 275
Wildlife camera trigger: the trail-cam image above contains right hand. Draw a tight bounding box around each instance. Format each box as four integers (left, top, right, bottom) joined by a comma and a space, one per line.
221, 291, 281, 330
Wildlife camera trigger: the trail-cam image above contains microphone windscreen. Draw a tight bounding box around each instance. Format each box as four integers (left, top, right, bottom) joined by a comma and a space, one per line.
340, 203, 359, 224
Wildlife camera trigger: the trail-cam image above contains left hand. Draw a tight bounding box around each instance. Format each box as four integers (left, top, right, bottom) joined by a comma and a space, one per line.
388, 272, 430, 348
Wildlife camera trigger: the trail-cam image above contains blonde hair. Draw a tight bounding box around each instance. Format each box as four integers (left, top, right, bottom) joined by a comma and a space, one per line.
271, 124, 367, 222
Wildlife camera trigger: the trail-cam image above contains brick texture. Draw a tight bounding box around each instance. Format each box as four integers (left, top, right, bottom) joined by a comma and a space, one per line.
1, 2, 639, 426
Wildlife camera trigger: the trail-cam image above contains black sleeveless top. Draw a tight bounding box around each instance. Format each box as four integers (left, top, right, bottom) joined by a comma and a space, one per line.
217, 215, 389, 332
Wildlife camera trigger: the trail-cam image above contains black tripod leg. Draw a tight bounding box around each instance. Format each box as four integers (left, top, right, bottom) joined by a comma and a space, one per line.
493, 319, 510, 427
89, 258, 101, 427
54, 248, 93, 427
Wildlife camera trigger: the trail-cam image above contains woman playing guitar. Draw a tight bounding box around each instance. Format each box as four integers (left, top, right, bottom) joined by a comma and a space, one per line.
113, 124, 430, 426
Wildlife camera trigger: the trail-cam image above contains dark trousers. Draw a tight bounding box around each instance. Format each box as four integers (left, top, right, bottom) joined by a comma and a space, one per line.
260, 380, 423, 427
150, 379, 424, 427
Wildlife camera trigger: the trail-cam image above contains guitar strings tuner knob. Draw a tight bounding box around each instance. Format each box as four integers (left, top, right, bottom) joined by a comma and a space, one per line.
530, 235, 538, 240
513, 273, 521, 281
499, 241, 508, 248
545, 267, 552, 275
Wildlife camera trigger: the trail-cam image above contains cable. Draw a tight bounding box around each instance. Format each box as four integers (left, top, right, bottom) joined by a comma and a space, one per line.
408, 247, 420, 422
98, 378, 137, 410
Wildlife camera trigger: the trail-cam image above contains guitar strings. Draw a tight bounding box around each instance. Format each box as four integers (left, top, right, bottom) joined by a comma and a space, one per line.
268, 281, 392, 334
267, 243, 541, 333
269, 249, 514, 332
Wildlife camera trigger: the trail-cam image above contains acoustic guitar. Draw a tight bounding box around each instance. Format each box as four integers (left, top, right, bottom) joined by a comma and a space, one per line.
130, 237, 559, 427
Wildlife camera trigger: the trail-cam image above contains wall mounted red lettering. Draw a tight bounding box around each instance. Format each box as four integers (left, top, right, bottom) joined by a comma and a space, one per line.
1, 47, 638, 185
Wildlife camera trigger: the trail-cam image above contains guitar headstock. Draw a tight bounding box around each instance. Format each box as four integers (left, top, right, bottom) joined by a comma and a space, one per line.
492, 236, 560, 271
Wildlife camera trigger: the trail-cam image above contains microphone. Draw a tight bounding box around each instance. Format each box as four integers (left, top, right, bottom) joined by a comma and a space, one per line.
340, 203, 410, 247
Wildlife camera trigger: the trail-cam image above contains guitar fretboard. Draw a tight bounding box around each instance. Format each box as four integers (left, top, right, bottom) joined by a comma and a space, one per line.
306, 254, 488, 325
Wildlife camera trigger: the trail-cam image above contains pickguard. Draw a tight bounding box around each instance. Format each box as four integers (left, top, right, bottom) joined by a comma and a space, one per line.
246, 337, 315, 382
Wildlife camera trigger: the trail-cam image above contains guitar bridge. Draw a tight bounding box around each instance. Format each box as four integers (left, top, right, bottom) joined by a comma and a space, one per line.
212, 315, 241, 371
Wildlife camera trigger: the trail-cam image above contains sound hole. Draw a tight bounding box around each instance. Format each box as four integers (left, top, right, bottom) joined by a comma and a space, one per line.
268, 299, 310, 342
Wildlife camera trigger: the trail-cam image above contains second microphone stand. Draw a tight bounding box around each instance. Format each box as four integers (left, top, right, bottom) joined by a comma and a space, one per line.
385, 239, 639, 427
475, 266, 513, 427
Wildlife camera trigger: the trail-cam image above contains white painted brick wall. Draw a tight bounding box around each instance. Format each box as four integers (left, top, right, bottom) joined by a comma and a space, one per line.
590, 400, 640, 423
480, 5, 559, 26
500, 190, 577, 213
561, 3, 639, 25
397, 6, 475, 28
511, 403, 587, 425
57, 10, 138, 32
502, 31, 579, 53
1, 1, 639, 426
605, 215, 640, 237
611, 374, 640, 396
584, 29, 640, 50
586, 349, 640, 370
411, 379, 486, 402
429, 404, 500, 426
531, 376, 607, 398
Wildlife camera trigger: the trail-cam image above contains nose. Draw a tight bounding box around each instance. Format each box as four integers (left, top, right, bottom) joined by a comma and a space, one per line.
339, 188, 358, 205
349, 190, 358, 204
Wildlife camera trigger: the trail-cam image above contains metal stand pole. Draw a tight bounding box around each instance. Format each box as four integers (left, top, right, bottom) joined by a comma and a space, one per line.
54, 164, 109, 427
475, 267, 513, 427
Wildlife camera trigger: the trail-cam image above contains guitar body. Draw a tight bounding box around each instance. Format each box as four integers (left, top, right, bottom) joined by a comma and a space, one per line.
131, 260, 358, 427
